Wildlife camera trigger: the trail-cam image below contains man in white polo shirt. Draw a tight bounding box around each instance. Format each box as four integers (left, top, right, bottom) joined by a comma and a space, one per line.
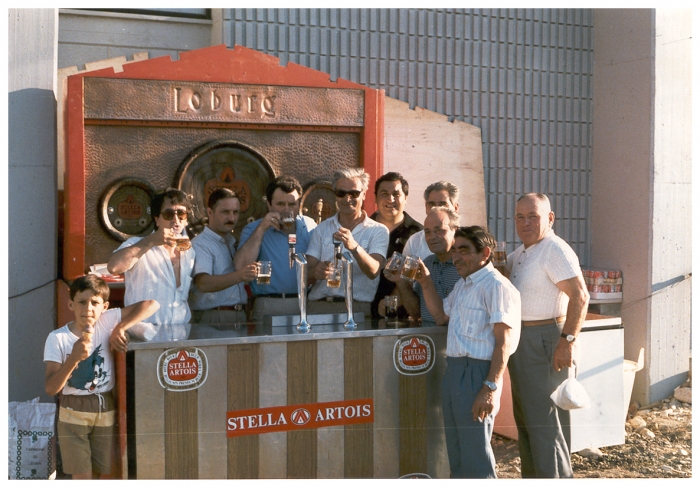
506, 193, 590, 478
189, 188, 257, 323
417, 225, 521, 478
306, 168, 389, 317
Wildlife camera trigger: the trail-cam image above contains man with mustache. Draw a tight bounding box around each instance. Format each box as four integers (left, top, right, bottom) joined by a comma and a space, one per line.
416, 226, 521, 478
189, 188, 257, 323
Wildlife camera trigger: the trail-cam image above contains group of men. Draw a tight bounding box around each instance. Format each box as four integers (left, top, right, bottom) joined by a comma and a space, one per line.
106, 169, 589, 479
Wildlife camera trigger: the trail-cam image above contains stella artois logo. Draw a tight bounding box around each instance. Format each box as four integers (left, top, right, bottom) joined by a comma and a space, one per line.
393, 335, 435, 375
157, 347, 208, 391
226, 399, 374, 438
204, 167, 251, 212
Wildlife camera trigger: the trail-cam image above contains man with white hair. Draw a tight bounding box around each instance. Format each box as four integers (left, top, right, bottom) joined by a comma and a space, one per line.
507, 192, 590, 478
403, 181, 460, 259
306, 168, 389, 316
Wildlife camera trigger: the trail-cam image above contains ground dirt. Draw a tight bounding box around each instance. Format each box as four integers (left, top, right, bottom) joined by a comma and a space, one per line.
492, 387, 692, 478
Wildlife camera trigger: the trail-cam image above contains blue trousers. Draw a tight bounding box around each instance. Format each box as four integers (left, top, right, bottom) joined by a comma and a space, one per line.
442, 356, 496, 478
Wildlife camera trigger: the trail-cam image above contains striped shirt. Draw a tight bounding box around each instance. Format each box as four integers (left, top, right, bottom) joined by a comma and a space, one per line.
413, 254, 460, 325
443, 262, 521, 359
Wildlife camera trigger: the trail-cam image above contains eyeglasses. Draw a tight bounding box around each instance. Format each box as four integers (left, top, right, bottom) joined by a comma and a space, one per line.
334, 189, 362, 199
160, 209, 188, 221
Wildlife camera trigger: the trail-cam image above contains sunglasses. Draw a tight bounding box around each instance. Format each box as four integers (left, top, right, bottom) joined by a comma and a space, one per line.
334, 189, 362, 199
160, 209, 188, 221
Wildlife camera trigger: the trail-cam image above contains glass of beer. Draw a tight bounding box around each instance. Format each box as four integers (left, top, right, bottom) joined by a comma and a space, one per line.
280, 209, 296, 234
494, 241, 507, 266
256, 261, 272, 285
384, 295, 398, 321
384, 251, 404, 276
400, 255, 420, 282
173, 235, 191, 252
327, 262, 342, 288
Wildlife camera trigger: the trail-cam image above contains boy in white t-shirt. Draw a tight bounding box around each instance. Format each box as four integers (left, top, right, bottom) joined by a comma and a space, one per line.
44, 275, 159, 479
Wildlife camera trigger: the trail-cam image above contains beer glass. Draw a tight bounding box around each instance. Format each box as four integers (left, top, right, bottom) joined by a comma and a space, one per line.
280, 209, 295, 234
494, 241, 507, 266
400, 255, 420, 282
327, 262, 342, 288
384, 295, 398, 321
256, 261, 272, 285
384, 251, 404, 276
173, 234, 191, 252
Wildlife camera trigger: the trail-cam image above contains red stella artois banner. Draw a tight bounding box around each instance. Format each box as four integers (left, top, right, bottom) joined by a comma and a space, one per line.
226, 398, 373, 438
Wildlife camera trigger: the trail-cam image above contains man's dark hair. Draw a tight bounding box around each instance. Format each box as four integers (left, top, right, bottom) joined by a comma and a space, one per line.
374, 171, 409, 197
454, 226, 496, 263
69, 274, 110, 301
265, 175, 303, 203
207, 188, 239, 209
150, 188, 191, 221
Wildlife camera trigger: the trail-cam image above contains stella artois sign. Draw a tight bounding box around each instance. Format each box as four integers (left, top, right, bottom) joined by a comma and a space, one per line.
393, 335, 435, 375
157, 347, 208, 391
226, 399, 374, 438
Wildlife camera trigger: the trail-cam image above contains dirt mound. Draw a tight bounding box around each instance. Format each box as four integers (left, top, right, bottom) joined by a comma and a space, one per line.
493, 392, 692, 478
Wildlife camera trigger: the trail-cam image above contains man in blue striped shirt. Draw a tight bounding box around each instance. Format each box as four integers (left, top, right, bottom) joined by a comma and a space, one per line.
417, 226, 521, 478
381, 206, 460, 325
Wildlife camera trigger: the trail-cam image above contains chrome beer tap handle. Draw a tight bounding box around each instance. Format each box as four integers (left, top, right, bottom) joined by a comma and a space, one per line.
288, 234, 297, 269
341, 250, 357, 330
291, 252, 310, 333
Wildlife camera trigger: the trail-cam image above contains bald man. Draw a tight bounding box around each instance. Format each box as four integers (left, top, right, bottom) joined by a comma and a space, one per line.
506, 193, 590, 478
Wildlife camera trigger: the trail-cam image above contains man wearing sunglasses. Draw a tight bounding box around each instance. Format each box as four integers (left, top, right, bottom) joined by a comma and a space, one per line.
108, 188, 195, 325
306, 168, 390, 317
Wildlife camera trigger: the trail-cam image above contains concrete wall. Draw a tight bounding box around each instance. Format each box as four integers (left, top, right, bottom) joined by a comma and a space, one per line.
591, 9, 691, 404
8, 8, 59, 402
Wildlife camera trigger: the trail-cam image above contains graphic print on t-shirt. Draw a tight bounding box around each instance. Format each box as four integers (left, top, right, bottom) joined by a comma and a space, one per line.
67, 344, 110, 392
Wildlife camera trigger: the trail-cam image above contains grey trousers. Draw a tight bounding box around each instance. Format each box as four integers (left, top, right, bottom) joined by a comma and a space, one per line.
442, 356, 497, 479
251, 297, 301, 322
508, 322, 574, 478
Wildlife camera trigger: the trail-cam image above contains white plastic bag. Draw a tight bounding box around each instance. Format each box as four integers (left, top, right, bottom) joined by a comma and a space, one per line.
550, 366, 591, 410
8, 398, 57, 479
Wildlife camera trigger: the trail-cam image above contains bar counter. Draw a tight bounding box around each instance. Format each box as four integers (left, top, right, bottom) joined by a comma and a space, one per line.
124, 318, 450, 479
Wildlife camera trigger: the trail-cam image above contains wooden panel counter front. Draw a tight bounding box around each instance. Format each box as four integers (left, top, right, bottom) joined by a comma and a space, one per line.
125, 320, 449, 479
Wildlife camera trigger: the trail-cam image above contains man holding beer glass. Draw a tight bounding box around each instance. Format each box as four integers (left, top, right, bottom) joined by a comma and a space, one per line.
306, 168, 389, 317
108, 188, 196, 325
188, 188, 257, 323
381, 206, 461, 325
235, 176, 317, 321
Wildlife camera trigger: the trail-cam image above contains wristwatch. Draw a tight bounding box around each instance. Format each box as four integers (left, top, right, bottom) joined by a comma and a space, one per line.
561, 333, 576, 343
483, 380, 498, 391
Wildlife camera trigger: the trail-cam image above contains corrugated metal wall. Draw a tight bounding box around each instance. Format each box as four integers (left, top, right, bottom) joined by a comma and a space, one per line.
227, 8, 593, 263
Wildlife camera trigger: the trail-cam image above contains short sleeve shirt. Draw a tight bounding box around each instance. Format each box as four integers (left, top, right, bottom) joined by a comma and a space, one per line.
306, 212, 390, 302
403, 230, 433, 260
443, 263, 522, 359
507, 232, 582, 321
116, 236, 195, 325
190, 226, 247, 310
238, 215, 317, 295
44, 308, 122, 396
413, 254, 461, 325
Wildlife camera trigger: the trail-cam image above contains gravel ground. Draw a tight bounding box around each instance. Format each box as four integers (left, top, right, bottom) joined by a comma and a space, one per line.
492, 386, 692, 479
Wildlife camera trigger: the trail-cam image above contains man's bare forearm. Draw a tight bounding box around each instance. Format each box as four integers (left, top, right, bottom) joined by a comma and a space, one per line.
108, 234, 159, 274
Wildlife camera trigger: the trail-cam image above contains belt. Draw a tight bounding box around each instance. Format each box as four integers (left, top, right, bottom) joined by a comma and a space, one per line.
522, 316, 566, 327
257, 293, 298, 299
213, 304, 245, 311
324, 296, 346, 302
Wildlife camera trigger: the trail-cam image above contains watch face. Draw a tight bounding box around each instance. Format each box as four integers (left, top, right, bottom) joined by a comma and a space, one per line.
567, 335, 575, 342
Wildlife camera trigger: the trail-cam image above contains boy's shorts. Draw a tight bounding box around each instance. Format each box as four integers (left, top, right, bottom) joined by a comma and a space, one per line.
57, 391, 115, 475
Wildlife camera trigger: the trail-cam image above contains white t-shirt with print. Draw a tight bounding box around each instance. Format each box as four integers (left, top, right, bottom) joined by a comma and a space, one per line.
43, 308, 122, 396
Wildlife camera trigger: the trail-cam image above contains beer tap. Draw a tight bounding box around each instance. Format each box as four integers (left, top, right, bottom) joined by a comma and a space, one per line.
339, 250, 357, 330
288, 233, 310, 333
332, 238, 342, 268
